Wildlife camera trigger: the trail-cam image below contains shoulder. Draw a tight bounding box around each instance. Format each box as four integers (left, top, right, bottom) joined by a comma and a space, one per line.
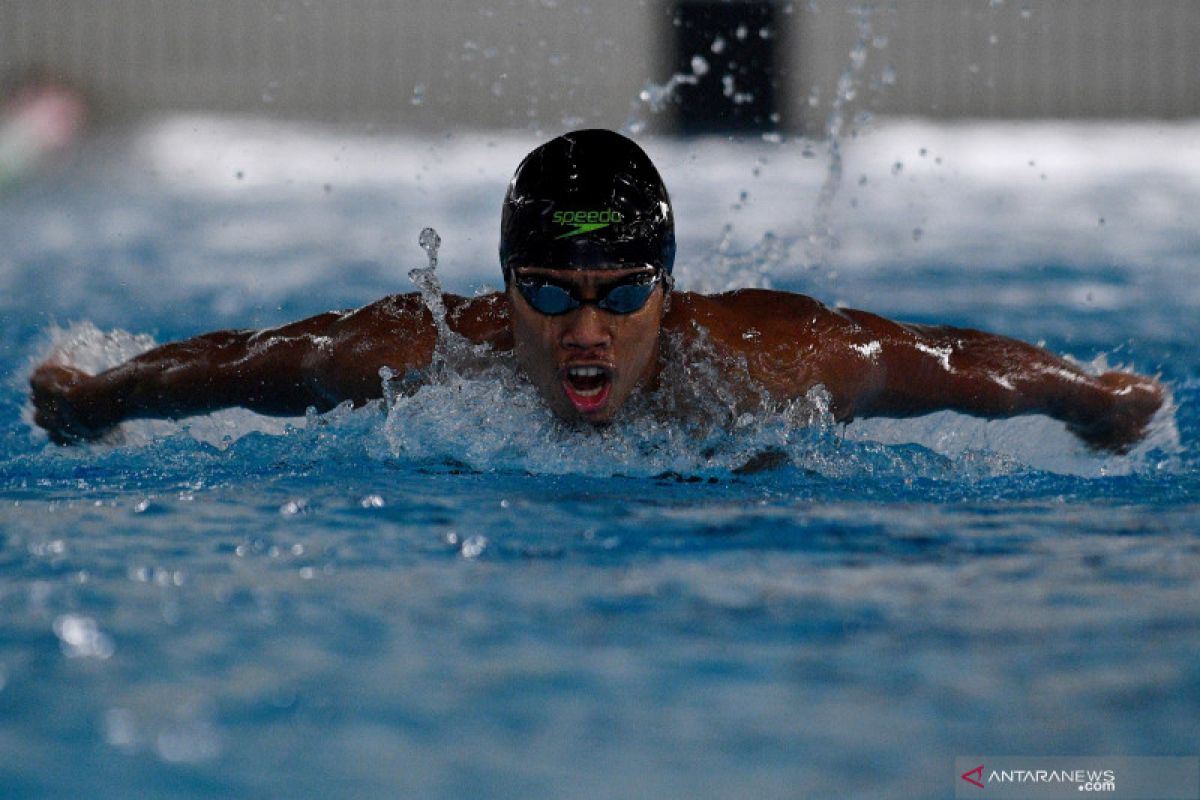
663, 288, 842, 341
332, 292, 512, 350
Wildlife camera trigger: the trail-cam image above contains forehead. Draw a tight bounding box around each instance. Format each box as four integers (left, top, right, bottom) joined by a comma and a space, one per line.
512, 266, 655, 285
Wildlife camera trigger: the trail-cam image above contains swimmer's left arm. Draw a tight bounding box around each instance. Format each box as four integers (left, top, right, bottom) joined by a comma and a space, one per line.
834, 309, 1164, 453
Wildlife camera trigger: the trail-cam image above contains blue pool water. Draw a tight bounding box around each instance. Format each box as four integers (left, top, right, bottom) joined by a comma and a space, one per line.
1, 121, 1198, 798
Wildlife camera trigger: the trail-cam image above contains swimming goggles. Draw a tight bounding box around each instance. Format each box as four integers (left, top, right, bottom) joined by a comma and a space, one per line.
513, 270, 668, 316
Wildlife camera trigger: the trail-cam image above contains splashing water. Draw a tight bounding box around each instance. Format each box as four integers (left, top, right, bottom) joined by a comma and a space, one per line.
408, 226, 449, 343
806, 4, 878, 276
381, 326, 843, 478
625, 54, 711, 134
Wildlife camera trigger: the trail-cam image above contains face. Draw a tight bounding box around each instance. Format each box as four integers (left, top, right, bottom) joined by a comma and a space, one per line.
507, 266, 666, 423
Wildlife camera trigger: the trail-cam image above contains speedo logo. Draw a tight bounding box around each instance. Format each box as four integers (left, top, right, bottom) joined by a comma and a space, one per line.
552, 209, 623, 239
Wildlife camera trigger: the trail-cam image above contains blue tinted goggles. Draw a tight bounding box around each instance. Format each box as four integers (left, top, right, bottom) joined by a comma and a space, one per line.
513, 270, 668, 316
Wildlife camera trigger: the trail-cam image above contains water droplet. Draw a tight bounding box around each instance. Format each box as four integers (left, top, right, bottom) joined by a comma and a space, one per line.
104, 708, 139, 749
460, 535, 488, 559
155, 717, 221, 764
53, 614, 115, 659
279, 500, 307, 516
410, 83, 426, 106
690, 55, 709, 76
881, 66, 897, 85
912, 227, 924, 242
419, 227, 441, 260
710, 35, 726, 53
735, 24, 748, 40
892, 161, 904, 175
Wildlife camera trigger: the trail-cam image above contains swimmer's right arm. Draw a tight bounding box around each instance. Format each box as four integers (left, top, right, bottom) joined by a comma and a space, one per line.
28, 294, 503, 445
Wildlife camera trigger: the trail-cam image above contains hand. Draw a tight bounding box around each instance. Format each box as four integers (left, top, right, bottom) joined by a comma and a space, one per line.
29, 363, 113, 445
1067, 371, 1165, 454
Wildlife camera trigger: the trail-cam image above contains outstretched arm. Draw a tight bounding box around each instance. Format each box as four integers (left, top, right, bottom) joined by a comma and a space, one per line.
839, 309, 1164, 453
29, 294, 449, 444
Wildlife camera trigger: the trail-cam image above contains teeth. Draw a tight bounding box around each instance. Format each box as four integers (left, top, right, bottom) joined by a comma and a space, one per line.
567, 366, 605, 378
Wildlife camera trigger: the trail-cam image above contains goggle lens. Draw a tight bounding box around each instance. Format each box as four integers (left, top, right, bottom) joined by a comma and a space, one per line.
515, 273, 661, 316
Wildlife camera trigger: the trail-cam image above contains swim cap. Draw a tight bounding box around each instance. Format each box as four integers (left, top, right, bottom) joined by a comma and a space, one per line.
500, 129, 676, 278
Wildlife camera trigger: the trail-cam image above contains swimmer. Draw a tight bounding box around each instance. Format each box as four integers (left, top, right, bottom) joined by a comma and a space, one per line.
30, 129, 1163, 453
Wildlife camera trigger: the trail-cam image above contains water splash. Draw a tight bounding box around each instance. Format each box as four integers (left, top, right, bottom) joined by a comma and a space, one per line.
408, 226, 449, 342
806, 4, 878, 276
624, 54, 711, 135
381, 328, 840, 477
685, 225, 785, 294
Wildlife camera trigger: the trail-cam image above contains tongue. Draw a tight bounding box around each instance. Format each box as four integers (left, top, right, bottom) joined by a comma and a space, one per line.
562, 374, 612, 414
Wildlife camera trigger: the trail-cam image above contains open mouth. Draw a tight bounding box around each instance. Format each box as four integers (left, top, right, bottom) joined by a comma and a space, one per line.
561, 364, 613, 415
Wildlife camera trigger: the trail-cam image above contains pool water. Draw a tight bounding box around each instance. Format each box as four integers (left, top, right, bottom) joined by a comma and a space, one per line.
1, 120, 1198, 798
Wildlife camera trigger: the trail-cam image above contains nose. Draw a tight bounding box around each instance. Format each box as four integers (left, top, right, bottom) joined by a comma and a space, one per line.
560, 305, 612, 352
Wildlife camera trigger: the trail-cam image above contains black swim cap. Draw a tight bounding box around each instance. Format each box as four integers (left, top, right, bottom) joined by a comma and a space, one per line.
500, 129, 676, 278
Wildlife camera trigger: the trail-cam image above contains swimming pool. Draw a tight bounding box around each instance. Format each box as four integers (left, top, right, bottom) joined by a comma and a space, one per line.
2, 119, 1198, 797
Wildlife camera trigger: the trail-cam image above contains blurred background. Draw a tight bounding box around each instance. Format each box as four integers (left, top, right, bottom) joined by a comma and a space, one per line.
3, 0, 1199, 133
2, 0, 1199, 345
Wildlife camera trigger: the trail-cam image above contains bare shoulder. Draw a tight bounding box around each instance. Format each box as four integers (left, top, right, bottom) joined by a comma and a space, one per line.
324, 292, 511, 349
663, 288, 854, 346
661, 288, 888, 413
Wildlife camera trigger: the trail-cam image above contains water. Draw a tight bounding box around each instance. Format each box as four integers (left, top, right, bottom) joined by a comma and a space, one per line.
1, 119, 1199, 798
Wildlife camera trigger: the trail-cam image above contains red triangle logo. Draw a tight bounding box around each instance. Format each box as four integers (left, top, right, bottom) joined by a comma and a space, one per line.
961, 764, 985, 788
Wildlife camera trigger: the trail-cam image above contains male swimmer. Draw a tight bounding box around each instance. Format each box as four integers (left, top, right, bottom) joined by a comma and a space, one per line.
30, 129, 1163, 452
